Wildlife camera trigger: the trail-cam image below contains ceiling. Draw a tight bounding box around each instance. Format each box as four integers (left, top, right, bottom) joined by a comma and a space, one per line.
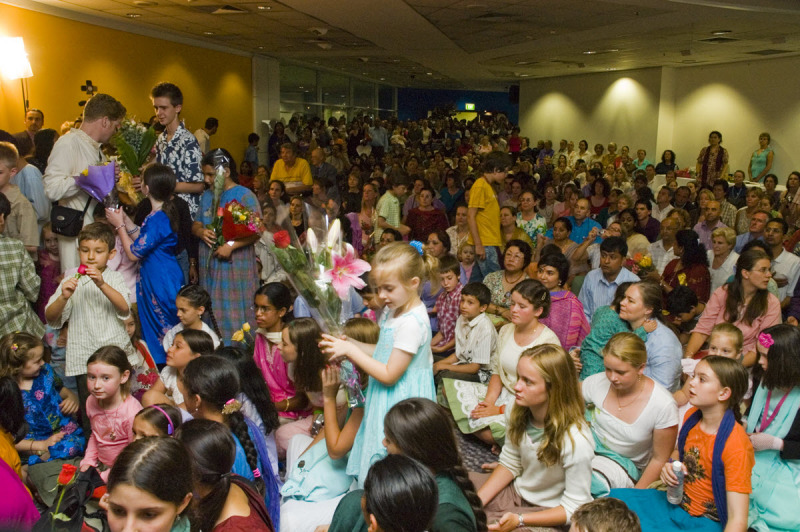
19, 0, 800, 90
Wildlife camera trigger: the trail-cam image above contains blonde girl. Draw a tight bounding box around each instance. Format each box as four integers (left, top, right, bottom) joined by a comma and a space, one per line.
320, 242, 438, 486
79, 346, 143, 482
475, 344, 594, 530
675, 323, 744, 408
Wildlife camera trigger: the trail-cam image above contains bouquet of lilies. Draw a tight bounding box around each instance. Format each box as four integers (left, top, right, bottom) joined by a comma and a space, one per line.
271, 216, 370, 407
111, 118, 155, 205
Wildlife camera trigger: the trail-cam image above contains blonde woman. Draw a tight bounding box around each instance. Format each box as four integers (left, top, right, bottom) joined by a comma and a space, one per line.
708, 226, 738, 293
474, 344, 594, 530
583, 332, 678, 494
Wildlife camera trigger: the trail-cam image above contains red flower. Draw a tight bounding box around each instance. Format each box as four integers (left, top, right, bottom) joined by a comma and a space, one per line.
217, 207, 224, 217
274, 230, 291, 249
58, 463, 78, 486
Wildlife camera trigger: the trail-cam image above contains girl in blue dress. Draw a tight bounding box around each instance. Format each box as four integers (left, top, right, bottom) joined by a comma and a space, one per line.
320, 242, 438, 486
107, 164, 183, 365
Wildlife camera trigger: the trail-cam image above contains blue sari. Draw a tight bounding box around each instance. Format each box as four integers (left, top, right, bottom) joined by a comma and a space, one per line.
131, 210, 182, 364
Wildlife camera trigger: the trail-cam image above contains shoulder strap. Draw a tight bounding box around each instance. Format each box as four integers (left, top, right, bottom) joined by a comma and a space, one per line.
82, 196, 93, 215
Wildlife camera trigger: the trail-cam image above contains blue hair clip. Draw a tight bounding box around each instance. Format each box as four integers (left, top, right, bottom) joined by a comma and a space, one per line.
409, 240, 424, 255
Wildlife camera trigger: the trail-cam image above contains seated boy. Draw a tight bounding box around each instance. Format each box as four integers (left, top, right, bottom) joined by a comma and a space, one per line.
45, 222, 138, 428
433, 282, 497, 385
0, 191, 44, 339
431, 255, 463, 355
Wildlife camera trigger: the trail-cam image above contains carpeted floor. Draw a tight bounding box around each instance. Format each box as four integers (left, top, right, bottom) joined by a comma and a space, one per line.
457, 431, 498, 472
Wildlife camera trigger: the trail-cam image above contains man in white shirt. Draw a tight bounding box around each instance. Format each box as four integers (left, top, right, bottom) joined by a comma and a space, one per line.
764, 217, 800, 308
649, 216, 680, 275
652, 186, 674, 222
43, 94, 126, 271
193, 117, 218, 154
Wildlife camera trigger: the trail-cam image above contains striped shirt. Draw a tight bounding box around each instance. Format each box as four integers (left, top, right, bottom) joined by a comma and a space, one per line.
46, 268, 136, 376
455, 312, 498, 383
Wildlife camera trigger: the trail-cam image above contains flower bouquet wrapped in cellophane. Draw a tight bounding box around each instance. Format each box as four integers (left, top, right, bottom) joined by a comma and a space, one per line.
270, 206, 370, 408
111, 118, 155, 206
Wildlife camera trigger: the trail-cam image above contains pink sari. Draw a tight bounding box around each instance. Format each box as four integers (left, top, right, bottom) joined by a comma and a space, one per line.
540, 290, 590, 351
253, 331, 305, 419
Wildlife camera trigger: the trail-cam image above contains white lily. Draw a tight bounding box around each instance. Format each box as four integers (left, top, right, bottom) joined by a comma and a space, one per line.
326, 218, 341, 250
307, 229, 319, 253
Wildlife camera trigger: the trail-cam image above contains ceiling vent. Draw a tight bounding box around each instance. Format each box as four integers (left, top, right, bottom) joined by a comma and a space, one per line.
474, 12, 512, 22
191, 5, 247, 14
698, 36, 738, 44
747, 49, 790, 56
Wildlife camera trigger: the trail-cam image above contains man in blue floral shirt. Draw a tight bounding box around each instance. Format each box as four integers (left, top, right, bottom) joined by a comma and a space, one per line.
151, 82, 203, 219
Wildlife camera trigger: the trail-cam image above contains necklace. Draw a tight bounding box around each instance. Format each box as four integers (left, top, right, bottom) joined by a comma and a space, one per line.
101, 401, 121, 441
615, 377, 645, 412
504, 270, 525, 285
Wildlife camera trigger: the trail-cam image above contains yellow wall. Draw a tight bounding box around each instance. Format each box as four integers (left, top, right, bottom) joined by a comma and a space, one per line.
0, 3, 252, 157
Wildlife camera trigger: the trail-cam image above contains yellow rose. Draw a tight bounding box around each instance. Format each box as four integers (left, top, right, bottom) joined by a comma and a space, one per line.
242, 322, 251, 332
641, 256, 652, 267
231, 329, 244, 342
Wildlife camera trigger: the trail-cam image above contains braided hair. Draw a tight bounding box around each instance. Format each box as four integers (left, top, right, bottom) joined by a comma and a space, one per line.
176, 285, 222, 342
384, 398, 487, 531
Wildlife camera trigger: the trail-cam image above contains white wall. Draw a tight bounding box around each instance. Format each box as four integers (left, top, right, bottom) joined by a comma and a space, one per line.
519, 56, 800, 181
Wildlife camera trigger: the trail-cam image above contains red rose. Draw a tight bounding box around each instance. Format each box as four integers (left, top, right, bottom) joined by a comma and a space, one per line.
217, 207, 224, 217
58, 463, 78, 485
274, 230, 291, 249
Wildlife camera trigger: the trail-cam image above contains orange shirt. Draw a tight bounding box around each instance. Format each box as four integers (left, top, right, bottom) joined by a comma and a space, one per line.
0, 429, 23, 480
680, 408, 754, 521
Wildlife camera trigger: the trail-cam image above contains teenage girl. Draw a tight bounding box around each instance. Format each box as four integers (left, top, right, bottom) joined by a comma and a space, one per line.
280, 318, 378, 532
320, 242, 438, 486
275, 318, 329, 457
252, 283, 301, 422
181, 356, 282, 527
162, 284, 222, 352
142, 329, 214, 409
611, 356, 754, 531
102, 437, 193, 532
475, 344, 594, 530
215, 345, 280, 477
0, 332, 85, 465
79, 346, 144, 482
131, 403, 183, 440
327, 397, 485, 532
176, 419, 275, 532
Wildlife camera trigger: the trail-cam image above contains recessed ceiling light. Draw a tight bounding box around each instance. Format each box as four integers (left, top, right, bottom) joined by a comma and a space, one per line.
520, 74, 529, 77
380, 78, 385, 81
133, 1, 157, 6
712, 30, 731, 35
258, 5, 271, 10
362, 72, 367, 75
583, 50, 596, 55
203, 31, 214, 35
426, 72, 433, 75
516, 61, 530, 65
608, 48, 619, 52
126, 13, 141, 18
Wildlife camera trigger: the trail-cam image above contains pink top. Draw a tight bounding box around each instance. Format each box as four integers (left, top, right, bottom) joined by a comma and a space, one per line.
253, 332, 306, 419
108, 235, 139, 304
692, 285, 781, 355
80, 394, 142, 481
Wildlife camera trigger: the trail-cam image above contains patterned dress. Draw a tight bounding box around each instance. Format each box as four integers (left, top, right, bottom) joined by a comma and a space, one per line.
21, 363, 85, 465
198, 186, 261, 342
516, 212, 547, 254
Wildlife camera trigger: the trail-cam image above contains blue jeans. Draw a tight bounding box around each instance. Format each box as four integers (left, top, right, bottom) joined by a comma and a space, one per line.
176, 249, 189, 285
477, 246, 501, 277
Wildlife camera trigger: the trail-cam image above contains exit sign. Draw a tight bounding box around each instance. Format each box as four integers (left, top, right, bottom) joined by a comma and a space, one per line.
464, 103, 475, 110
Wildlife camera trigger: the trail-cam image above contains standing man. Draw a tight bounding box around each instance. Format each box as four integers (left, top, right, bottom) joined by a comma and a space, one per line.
14, 108, 45, 157
369, 118, 389, 161
43, 94, 126, 271
151, 82, 204, 219
193, 117, 218, 155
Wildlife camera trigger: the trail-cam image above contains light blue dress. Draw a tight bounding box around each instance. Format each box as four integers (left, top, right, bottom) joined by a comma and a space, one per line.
346, 302, 436, 486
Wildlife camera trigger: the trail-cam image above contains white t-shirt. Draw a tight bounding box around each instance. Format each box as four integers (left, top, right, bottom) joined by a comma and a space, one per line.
159, 366, 184, 406
162, 322, 221, 353
582, 373, 679, 470
379, 302, 432, 365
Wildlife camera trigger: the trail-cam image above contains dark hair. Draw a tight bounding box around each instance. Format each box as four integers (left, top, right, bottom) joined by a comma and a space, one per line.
725, 248, 771, 326
364, 454, 439, 532
0, 191, 9, 218
248, 133, 260, 144
505, 239, 532, 269
201, 148, 239, 184
176, 285, 222, 340
143, 163, 179, 232
675, 229, 708, 267
150, 82, 183, 107
438, 255, 460, 277
107, 437, 192, 519
632, 281, 680, 335
0, 376, 27, 443
384, 398, 486, 531
553, 216, 573, 234
537, 252, 570, 287
87, 346, 133, 395
753, 324, 800, 391
175, 419, 236, 532
661, 150, 676, 164
635, 199, 652, 212
713, 179, 729, 193
600, 235, 628, 257
181, 357, 265, 496
764, 173, 779, 187
254, 282, 293, 323
429, 230, 451, 256
33, 128, 59, 166
610, 281, 636, 312
204, 117, 219, 129
134, 404, 183, 437
481, 151, 512, 174
177, 329, 215, 357
287, 318, 326, 393
709, 130, 723, 142
214, 346, 279, 435
461, 282, 491, 307
510, 279, 551, 319
381, 228, 403, 242
78, 221, 116, 250
593, 177, 610, 196
767, 217, 789, 235
666, 285, 698, 316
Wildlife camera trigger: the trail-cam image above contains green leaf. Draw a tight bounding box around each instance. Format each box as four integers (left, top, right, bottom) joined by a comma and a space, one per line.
51, 512, 71, 522
137, 127, 157, 166
114, 138, 139, 175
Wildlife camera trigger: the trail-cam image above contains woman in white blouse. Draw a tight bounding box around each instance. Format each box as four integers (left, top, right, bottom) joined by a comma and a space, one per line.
707, 226, 738, 293
582, 332, 678, 493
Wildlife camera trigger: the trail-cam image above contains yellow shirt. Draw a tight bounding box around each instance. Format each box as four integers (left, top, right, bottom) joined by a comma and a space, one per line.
270, 158, 312, 187
468, 177, 502, 247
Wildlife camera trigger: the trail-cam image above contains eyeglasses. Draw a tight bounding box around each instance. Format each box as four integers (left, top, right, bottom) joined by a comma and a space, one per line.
251, 305, 277, 314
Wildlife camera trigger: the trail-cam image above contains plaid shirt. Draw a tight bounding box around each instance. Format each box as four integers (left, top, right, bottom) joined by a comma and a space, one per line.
435, 283, 462, 345
0, 234, 44, 338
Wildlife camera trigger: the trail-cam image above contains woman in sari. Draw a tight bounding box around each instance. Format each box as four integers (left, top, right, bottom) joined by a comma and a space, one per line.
536, 251, 589, 352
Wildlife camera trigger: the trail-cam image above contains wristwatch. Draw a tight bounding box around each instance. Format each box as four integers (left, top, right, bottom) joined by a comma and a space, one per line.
518, 513, 525, 528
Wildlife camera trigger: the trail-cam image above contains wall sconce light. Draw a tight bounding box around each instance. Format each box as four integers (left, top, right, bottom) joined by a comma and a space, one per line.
0, 37, 34, 114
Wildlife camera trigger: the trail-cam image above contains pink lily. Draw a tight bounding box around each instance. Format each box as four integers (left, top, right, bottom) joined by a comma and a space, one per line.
321, 243, 371, 298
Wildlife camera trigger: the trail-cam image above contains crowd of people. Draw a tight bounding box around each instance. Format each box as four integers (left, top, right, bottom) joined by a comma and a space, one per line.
0, 84, 799, 532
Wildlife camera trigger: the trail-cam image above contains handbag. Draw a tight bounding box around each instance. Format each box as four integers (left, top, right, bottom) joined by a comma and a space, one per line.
51, 197, 93, 237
